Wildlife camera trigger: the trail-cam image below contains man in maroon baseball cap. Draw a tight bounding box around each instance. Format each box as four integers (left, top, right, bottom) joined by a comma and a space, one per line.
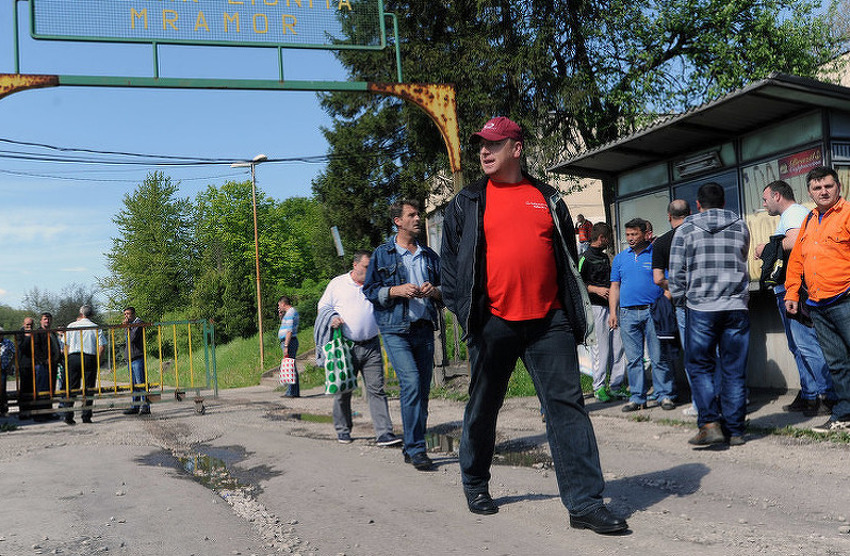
470, 116, 524, 143
441, 117, 627, 534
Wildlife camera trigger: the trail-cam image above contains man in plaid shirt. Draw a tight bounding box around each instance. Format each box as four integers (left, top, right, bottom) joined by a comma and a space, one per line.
669, 182, 751, 447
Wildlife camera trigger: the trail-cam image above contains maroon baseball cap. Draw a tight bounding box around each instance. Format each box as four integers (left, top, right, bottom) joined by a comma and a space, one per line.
470, 117, 523, 143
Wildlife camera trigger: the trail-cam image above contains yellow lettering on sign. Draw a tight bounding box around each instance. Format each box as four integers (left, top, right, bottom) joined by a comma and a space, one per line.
195, 11, 209, 31
265, 0, 279, 5
227, 0, 244, 4
131, 8, 148, 29
282, 14, 297, 34
338, 0, 352, 9
253, 13, 268, 33
223, 12, 240, 32
163, 10, 178, 30
287, 0, 302, 7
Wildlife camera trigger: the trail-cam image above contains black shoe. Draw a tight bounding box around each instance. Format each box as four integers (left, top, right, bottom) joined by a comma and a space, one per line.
123, 408, 140, 415
465, 491, 499, 515
802, 397, 829, 417
621, 402, 645, 413
406, 452, 433, 471
81, 416, 92, 424
782, 391, 807, 412
688, 422, 726, 446
820, 394, 836, 413
569, 506, 628, 534
65, 417, 76, 426
138, 407, 151, 416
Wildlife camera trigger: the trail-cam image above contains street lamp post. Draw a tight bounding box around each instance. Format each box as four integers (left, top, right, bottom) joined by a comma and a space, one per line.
231, 154, 268, 370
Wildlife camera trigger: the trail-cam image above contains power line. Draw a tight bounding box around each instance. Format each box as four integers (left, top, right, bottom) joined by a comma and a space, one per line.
0, 168, 246, 183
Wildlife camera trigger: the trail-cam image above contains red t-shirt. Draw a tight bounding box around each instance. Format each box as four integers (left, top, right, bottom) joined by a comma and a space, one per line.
576, 220, 592, 242
484, 179, 561, 321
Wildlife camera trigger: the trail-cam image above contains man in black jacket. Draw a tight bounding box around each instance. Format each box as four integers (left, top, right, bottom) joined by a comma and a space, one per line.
579, 222, 626, 402
440, 117, 627, 534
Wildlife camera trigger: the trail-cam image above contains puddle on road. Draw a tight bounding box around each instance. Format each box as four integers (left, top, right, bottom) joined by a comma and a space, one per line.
425, 432, 552, 469
181, 452, 244, 490
263, 410, 335, 424
138, 445, 250, 492
286, 412, 334, 424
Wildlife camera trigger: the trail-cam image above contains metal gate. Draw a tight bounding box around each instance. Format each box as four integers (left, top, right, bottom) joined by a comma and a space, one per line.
0, 319, 217, 420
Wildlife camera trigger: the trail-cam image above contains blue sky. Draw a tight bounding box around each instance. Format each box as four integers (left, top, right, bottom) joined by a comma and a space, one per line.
0, 3, 350, 309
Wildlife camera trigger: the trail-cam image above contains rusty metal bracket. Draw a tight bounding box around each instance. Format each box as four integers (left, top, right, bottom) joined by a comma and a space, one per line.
368, 82, 463, 191
0, 74, 59, 101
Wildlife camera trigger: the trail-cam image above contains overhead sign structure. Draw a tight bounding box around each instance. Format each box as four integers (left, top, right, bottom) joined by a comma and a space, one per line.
30, 0, 385, 49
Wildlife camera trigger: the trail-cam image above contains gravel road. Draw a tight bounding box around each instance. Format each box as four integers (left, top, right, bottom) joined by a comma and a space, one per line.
1, 384, 848, 556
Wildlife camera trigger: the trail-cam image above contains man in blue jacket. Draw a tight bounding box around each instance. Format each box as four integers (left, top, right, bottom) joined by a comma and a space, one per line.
441, 116, 627, 534
363, 200, 441, 471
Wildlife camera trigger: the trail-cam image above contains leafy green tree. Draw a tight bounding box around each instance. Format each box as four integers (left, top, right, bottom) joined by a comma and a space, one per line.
191, 181, 326, 341
316, 0, 842, 226
0, 303, 29, 331
102, 172, 193, 319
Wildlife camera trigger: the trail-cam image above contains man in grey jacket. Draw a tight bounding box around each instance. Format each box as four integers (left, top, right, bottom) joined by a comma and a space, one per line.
669, 182, 750, 447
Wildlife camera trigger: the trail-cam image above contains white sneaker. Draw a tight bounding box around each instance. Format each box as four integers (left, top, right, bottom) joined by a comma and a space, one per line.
682, 404, 698, 417
812, 419, 850, 434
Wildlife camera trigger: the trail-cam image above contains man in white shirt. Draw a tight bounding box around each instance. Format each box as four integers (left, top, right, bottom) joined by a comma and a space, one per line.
756, 180, 835, 415
60, 305, 106, 425
317, 250, 402, 447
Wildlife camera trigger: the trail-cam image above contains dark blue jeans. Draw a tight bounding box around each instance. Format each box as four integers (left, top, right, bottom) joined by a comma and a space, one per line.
686, 308, 749, 436
619, 306, 676, 404
775, 290, 834, 399
809, 296, 850, 421
381, 323, 434, 456
460, 309, 605, 515
129, 358, 149, 410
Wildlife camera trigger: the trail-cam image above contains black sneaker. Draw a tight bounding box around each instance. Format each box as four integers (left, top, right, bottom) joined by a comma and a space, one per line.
337, 432, 353, 444
375, 433, 402, 447
621, 402, 645, 413
812, 419, 850, 434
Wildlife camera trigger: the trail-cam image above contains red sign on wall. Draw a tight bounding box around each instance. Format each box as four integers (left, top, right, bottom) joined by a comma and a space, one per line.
778, 147, 823, 180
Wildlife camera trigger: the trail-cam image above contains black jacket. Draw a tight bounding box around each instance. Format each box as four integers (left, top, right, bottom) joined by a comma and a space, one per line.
440, 173, 594, 345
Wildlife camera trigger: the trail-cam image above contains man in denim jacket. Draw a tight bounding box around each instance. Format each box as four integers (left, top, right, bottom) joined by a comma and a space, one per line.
363, 199, 441, 471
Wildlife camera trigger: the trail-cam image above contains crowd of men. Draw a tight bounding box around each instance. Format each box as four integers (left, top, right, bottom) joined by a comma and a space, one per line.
5, 116, 850, 538
307, 117, 850, 537
0, 305, 151, 424
582, 168, 850, 442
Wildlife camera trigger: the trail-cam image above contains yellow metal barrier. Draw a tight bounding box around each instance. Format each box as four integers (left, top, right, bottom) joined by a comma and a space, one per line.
0, 319, 217, 420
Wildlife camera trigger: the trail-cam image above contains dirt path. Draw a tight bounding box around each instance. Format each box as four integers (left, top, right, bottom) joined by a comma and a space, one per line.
1, 385, 848, 555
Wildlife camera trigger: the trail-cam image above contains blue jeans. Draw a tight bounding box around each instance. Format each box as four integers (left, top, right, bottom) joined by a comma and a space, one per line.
677, 306, 721, 404
809, 296, 850, 421
686, 309, 749, 436
774, 291, 834, 399
130, 358, 149, 410
281, 338, 300, 397
619, 306, 675, 404
381, 323, 434, 456
460, 310, 605, 515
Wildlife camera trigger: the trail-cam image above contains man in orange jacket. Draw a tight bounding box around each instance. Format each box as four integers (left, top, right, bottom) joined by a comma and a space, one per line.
785, 166, 850, 433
